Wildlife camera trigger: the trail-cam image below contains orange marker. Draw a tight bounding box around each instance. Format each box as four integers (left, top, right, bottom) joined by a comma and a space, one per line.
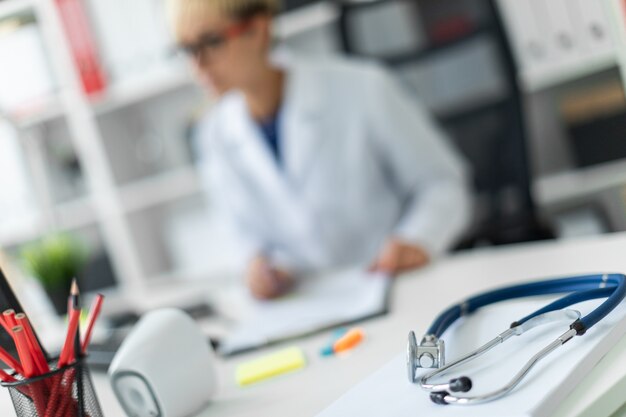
332, 328, 365, 353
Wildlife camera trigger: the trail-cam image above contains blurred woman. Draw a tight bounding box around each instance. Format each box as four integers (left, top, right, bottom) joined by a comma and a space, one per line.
167, 0, 471, 299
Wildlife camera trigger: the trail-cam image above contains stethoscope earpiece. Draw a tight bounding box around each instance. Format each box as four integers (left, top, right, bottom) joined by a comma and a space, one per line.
448, 376, 472, 392
430, 391, 449, 405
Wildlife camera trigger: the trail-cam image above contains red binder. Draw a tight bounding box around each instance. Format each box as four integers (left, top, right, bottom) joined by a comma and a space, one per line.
55, 0, 106, 96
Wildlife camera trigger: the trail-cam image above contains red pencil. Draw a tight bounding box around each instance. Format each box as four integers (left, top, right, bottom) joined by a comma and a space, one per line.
15, 313, 49, 375
0, 346, 25, 376
12, 326, 36, 378
81, 294, 104, 353
57, 308, 80, 368
48, 281, 83, 417
69, 280, 81, 363
14, 326, 47, 417
3, 310, 17, 329
0, 368, 16, 383
46, 316, 78, 417
0, 315, 12, 335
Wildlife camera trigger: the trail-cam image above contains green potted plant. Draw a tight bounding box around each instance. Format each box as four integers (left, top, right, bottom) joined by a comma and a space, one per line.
20, 233, 87, 315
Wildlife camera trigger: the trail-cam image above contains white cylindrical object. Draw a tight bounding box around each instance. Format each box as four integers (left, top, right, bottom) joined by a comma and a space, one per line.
109, 308, 217, 417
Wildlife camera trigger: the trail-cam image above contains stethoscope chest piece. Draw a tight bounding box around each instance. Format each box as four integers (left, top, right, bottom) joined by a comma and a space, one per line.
407, 331, 445, 383
406, 331, 417, 383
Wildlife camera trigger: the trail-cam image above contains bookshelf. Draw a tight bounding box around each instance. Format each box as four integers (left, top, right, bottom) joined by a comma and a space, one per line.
0, 0, 345, 307
491, 0, 626, 236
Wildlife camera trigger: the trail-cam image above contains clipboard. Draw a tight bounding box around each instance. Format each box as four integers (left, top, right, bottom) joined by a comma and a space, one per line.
216, 267, 391, 356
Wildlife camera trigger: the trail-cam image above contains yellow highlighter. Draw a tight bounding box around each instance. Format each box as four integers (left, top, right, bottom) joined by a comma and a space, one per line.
236, 346, 307, 386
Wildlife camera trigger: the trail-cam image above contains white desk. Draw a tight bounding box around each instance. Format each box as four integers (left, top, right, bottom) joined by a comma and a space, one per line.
3, 233, 626, 417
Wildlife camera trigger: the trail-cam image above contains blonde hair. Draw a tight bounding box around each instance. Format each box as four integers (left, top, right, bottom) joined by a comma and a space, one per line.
166, 0, 280, 37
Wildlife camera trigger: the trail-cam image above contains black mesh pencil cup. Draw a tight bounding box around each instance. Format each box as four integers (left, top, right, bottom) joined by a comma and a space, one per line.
1, 357, 103, 417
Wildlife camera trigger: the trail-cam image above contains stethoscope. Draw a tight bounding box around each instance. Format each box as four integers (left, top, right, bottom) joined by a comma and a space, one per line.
406, 273, 626, 405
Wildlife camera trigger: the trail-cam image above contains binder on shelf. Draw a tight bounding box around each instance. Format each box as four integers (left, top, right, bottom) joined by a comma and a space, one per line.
0, 119, 39, 243
496, 0, 548, 71
54, 0, 106, 96
85, 0, 177, 85
536, 0, 579, 63
0, 17, 57, 115
575, 0, 614, 55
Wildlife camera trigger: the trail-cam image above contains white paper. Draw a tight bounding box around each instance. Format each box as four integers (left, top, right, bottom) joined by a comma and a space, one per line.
85, 0, 177, 83
217, 267, 390, 355
317, 297, 626, 417
0, 119, 39, 235
0, 23, 56, 112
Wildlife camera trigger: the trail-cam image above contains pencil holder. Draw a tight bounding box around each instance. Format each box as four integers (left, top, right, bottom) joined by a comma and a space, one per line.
1, 357, 103, 417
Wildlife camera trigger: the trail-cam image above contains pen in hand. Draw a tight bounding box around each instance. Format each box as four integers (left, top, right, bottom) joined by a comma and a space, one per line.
247, 255, 293, 300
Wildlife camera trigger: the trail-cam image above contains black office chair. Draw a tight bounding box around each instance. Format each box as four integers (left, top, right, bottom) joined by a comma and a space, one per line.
335, 0, 554, 248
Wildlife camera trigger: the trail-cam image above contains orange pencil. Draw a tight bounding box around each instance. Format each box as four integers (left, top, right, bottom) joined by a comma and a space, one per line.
81, 294, 104, 353
332, 328, 365, 353
15, 313, 49, 375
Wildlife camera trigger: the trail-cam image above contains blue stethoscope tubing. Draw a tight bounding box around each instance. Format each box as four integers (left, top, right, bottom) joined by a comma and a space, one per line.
410, 273, 626, 405
428, 274, 626, 338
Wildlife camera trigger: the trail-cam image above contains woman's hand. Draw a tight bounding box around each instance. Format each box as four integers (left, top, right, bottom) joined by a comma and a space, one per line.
369, 238, 430, 276
246, 255, 294, 299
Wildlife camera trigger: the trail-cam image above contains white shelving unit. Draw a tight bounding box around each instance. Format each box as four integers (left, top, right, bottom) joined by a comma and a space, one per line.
521, 51, 617, 93
497, 0, 619, 93
0, 0, 202, 297
0, 0, 343, 302
14, 96, 64, 129
118, 166, 201, 214
534, 159, 626, 207
0, 0, 32, 18
91, 68, 194, 116
609, 0, 626, 85
493, 0, 626, 234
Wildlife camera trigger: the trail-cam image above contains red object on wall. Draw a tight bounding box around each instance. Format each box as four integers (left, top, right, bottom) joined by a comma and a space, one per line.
428, 15, 476, 46
55, 0, 106, 96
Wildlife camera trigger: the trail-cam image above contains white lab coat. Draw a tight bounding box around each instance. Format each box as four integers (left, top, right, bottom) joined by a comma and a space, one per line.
196, 52, 471, 274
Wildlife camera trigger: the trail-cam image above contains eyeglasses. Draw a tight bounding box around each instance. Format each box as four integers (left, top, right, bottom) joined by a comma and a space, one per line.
177, 20, 253, 60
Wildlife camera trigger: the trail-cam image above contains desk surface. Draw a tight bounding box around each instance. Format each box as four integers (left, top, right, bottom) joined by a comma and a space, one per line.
3, 233, 626, 417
